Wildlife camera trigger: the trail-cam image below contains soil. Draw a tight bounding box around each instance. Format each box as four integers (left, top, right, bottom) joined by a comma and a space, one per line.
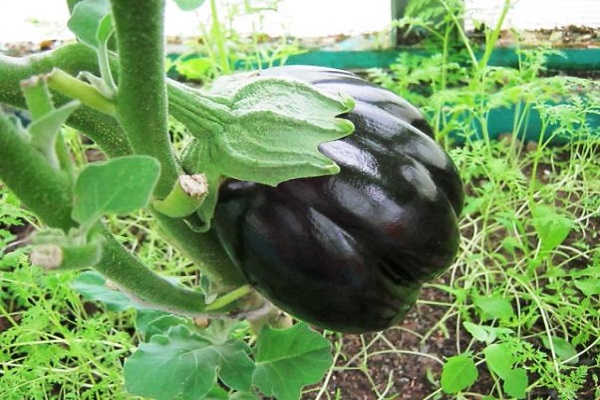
303, 285, 461, 400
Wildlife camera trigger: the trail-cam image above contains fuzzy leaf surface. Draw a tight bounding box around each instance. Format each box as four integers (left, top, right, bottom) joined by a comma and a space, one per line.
67, 0, 113, 48
72, 155, 160, 226
253, 323, 332, 400
178, 76, 355, 187
125, 325, 255, 399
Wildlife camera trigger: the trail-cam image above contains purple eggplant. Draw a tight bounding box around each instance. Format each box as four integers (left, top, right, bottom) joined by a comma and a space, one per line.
212, 66, 464, 333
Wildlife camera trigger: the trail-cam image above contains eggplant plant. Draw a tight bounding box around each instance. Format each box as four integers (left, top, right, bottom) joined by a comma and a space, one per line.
0, 0, 462, 398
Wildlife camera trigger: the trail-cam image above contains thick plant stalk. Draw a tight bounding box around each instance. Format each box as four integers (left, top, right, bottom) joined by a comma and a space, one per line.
0, 112, 226, 315
0, 113, 75, 230
0, 43, 246, 290
0, 46, 132, 158
108, 0, 246, 288
110, 0, 178, 199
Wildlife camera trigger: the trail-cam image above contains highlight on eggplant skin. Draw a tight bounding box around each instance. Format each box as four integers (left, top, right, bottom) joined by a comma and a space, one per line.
212, 65, 464, 334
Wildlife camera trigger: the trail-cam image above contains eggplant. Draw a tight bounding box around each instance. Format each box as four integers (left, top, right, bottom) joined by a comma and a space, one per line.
212, 66, 464, 333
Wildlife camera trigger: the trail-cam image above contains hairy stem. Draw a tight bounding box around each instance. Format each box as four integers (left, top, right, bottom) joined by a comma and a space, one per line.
0, 40, 246, 289
0, 46, 131, 158
0, 112, 237, 314
110, 0, 178, 198
109, 0, 245, 288
47, 68, 116, 116
0, 112, 75, 230
95, 225, 212, 316
153, 213, 246, 288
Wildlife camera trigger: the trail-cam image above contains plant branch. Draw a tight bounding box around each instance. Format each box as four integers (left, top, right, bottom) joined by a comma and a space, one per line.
0, 112, 75, 231
110, 0, 178, 199
0, 39, 246, 290
94, 225, 214, 316
47, 68, 116, 116
108, 0, 246, 288
0, 46, 131, 158
0, 112, 241, 314
152, 212, 246, 288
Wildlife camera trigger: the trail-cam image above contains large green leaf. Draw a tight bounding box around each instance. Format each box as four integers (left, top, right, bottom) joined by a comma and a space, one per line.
253, 323, 332, 400
72, 155, 160, 226
135, 310, 191, 341
124, 325, 255, 399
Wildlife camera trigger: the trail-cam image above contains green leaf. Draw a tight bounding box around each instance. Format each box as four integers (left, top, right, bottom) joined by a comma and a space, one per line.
174, 0, 207, 11
473, 295, 515, 321
253, 323, 333, 400
71, 270, 135, 311
29, 101, 80, 168
29, 101, 80, 141
72, 155, 160, 226
484, 343, 514, 379
176, 57, 214, 79
67, 0, 112, 48
204, 385, 229, 399
541, 335, 579, 364
502, 368, 528, 399
96, 13, 114, 44
440, 355, 478, 394
463, 322, 514, 345
135, 310, 190, 341
125, 325, 255, 399
464, 321, 494, 344
531, 205, 575, 253
574, 278, 600, 296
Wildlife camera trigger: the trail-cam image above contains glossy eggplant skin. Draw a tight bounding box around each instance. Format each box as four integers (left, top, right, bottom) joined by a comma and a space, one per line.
213, 66, 464, 333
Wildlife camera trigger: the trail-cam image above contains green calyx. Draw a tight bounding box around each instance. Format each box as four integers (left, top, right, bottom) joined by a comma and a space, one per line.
171, 75, 355, 187
169, 73, 355, 228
